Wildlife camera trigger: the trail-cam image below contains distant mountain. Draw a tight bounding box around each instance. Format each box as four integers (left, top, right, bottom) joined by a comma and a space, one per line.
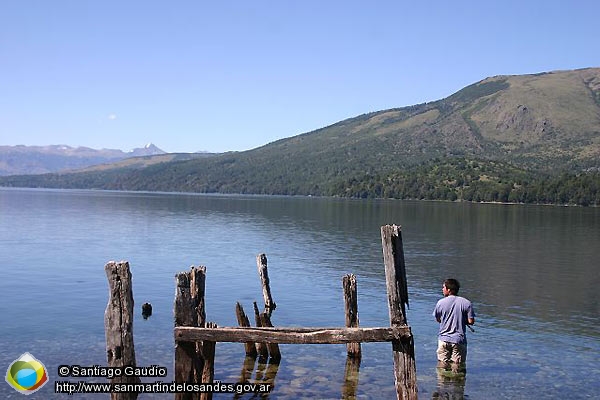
128, 143, 166, 157
2, 68, 599, 205
0, 143, 166, 175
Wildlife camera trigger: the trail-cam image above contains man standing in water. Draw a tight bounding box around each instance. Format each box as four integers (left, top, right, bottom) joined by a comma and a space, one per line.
433, 278, 475, 373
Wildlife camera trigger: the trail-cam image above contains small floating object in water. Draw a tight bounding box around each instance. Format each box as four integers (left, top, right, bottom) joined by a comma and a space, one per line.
142, 302, 152, 319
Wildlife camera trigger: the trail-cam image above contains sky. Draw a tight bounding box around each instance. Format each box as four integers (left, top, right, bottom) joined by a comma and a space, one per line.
1, 1, 599, 153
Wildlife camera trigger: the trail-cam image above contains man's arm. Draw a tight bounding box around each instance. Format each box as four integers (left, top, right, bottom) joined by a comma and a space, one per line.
467, 301, 475, 325
433, 303, 441, 323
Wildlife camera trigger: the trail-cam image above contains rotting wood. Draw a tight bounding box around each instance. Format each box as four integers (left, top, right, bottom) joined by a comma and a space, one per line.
235, 302, 257, 357
381, 225, 409, 325
256, 254, 276, 314
174, 326, 411, 344
174, 267, 206, 400
381, 225, 418, 400
164, 225, 417, 398
191, 266, 207, 328
259, 312, 281, 362
253, 301, 269, 360
192, 267, 208, 400
199, 322, 217, 400
343, 273, 361, 359
104, 261, 139, 400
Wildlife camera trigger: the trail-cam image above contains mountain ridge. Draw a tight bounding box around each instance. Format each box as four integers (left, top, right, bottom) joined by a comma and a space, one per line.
0, 143, 166, 175
2, 67, 599, 205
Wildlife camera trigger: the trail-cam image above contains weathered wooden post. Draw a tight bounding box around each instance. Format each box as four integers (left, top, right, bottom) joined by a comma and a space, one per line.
343, 273, 361, 359
256, 254, 276, 314
259, 312, 281, 362
200, 322, 216, 400
235, 302, 257, 357
381, 225, 418, 400
252, 302, 269, 361
342, 273, 360, 398
255, 254, 280, 361
104, 261, 139, 400
174, 266, 207, 400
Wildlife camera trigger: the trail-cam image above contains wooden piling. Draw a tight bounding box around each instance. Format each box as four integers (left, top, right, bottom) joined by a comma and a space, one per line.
199, 322, 217, 400
190, 266, 207, 328
253, 301, 269, 360
259, 312, 281, 362
164, 226, 417, 398
235, 302, 257, 357
256, 254, 276, 314
381, 225, 417, 400
174, 266, 207, 400
343, 273, 361, 359
104, 261, 139, 400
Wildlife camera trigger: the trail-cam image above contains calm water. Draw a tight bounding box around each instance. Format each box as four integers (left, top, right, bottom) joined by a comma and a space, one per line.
0, 188, 598, 399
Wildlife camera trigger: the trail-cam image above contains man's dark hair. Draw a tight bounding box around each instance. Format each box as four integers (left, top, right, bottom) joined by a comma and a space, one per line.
444, 278, 460, 295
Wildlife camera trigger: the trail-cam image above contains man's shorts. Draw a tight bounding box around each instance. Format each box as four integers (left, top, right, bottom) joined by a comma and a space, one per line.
436, 340, 467, 371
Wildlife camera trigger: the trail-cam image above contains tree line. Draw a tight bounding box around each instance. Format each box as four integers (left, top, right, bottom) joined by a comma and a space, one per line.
1, 157, 598, 206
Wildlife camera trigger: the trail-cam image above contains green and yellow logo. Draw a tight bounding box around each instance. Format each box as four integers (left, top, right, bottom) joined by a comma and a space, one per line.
5, 353, 49, 395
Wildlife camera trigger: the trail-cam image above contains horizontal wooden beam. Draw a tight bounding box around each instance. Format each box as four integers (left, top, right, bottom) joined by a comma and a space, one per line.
175, 326, 412, 344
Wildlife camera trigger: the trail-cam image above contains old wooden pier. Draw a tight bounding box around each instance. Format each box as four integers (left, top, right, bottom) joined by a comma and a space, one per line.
104, 225, 418, 399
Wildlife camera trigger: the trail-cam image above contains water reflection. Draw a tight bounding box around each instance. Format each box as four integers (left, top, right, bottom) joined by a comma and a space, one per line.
341, 356, 360, 399
234, 356, 280, 399
433, 368, 466, 400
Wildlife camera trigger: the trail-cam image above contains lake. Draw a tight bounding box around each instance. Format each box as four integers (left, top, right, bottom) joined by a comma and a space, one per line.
1, 188, 598, 399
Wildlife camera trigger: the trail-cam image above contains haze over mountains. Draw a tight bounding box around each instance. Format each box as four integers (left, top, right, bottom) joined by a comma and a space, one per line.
2, 68, 599, 205
0, 143, 166, 176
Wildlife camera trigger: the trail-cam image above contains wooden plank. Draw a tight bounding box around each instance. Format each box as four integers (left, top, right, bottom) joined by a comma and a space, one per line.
343, 274, 361, 358
175, 326, 411, 344
256, 254, 276, 313
104, 261, 139, 400
381, 225, 418, 400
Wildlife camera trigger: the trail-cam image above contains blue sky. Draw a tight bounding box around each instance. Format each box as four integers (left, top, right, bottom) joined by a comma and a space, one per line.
1, 1, 598, 153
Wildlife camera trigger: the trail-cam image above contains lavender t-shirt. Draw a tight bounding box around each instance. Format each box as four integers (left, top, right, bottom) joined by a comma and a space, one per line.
433, 295, 475, 344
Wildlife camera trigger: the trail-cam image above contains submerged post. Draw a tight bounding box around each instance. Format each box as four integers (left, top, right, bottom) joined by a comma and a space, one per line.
174, 266, 207, 400
381, 225, 417, 400
343, 274, 361, 359
253, 302, 269, 361
200, 322, 217, 400
104, 261, 139, 400
235, 302, 257, 357
260, 312, 281, 362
